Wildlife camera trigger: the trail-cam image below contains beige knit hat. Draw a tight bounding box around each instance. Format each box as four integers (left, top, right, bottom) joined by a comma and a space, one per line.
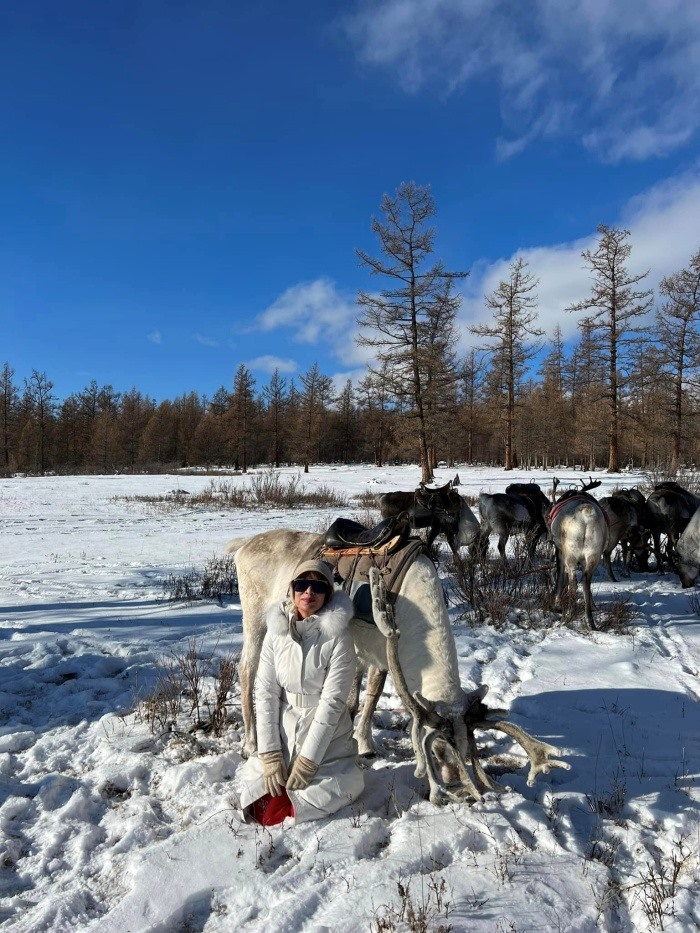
289, 559, 335, 602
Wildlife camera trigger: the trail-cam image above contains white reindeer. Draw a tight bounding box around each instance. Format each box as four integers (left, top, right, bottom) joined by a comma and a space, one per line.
549, 479, 610, 629
227, 529, 568, 804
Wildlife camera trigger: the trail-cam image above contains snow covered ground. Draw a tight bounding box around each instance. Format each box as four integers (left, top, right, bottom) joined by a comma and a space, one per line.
1, 465, 699, 932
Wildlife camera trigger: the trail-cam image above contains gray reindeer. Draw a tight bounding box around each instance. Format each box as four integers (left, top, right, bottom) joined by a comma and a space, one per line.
549, 477, 609, 629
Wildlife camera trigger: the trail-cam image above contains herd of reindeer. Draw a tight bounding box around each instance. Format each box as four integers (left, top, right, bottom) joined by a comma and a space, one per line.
378, 476, 700, 629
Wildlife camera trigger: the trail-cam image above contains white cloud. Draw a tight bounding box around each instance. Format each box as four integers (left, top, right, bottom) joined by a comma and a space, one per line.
253, 278, 370, 367
343, 0, 700, 160
246, 355, 298, 375
146, 331, 162, 345
193, 333, 219, 347
458, 166, 700, 350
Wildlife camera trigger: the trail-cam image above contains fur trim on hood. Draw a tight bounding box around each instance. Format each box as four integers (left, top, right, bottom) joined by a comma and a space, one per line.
266, 589, 355, 639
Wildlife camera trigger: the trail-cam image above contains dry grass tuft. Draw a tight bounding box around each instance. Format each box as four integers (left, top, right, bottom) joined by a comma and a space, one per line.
161, 554, 238, 604
118, 470, 348, 512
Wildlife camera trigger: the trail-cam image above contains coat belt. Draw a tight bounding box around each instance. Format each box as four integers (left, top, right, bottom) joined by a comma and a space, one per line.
284, 689, 321, 709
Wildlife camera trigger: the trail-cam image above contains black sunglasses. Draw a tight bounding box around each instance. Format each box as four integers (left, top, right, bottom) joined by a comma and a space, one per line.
291, 578, 330, 595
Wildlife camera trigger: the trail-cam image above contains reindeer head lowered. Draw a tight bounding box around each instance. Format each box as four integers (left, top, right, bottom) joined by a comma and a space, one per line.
368, 567, 570, 804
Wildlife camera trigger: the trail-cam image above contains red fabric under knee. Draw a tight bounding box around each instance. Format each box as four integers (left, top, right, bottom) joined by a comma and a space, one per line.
252, 790, 294, 826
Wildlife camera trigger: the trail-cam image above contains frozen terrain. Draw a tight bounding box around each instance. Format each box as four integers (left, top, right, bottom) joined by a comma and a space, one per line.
1, 465, 699, 932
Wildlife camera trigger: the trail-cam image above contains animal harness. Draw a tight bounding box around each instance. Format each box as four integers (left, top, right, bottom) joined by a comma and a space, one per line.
319, 537, 426, 625
548, 495, 609, 527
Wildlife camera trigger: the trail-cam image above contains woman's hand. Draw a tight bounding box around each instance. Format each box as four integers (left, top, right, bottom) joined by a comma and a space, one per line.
286, 755, 318, 790
259, 750, 288, 797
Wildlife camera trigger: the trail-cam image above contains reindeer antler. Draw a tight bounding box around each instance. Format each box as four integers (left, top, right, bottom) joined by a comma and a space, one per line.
369, 567, 430, 782
473, 718, 571, 787
369, 567, 571, 804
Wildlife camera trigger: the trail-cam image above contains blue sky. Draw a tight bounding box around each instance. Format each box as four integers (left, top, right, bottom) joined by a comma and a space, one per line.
2, 0, 700, 402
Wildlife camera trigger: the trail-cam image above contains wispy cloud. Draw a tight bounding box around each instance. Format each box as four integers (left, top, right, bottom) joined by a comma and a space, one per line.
458, 166, 700, 348
246, 355, 298, 375
342, 0, 700, 161
253, 278, 370, 367
146, 330, 162, 345
193, 333, 219, 347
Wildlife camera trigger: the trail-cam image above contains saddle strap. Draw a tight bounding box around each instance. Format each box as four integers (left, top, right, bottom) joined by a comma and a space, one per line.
383, 538, 426, 597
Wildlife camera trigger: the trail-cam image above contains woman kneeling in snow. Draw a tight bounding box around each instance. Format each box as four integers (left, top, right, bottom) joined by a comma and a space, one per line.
238, 559, 364, 825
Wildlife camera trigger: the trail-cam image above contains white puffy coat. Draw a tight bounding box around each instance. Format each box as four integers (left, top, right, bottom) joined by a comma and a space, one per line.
237, 590, 364, 823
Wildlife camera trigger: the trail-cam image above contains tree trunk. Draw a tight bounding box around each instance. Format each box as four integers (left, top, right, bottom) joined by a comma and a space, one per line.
608, 323, 620, 472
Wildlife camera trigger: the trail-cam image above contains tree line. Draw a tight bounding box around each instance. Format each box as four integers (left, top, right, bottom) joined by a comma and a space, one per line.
3, 182, 700, 478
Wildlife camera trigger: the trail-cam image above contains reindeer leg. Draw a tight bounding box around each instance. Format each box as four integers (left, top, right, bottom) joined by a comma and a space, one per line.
653, 530, 665, 573
583, 568, 596, 630
447, 530, 459, 561
476, 529, 490, 560
667, 530, 680, 565
239, 659, 257, 759
426, 519, 439, 550
567, 568, 577, 619
354, 665, 387, 757
526, 529, 538, 565
620, 539, 630, 575
239, 615, 268, 758
347, 663, 363, 721
553, 551, 566, 608
604, 550, 617, 582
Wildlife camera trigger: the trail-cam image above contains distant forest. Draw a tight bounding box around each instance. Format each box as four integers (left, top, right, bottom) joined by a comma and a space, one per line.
0, 339, 697, 478
4, 184, 700, 478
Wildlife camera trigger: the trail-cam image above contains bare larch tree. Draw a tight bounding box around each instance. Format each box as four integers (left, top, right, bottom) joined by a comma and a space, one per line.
458, 350, 486, 465
356, 182, 467, 483
1, 362, 18, 470
356, 364, 393, 467
470, 257, 542, 470
566, 224, 653, 473
231, 364, 256, 473
262, 368, 288, 468
656, 246, 700, 474
299, 363, 334, 473
23, 370, 56, 475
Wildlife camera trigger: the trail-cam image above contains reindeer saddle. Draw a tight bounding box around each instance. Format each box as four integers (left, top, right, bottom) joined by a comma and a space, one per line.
323, 516, 408, 552
320, 517, 424, 624
415, 481, 461, 515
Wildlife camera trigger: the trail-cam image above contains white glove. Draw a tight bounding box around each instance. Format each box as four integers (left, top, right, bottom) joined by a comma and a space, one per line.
286, 755, 318, 791
259, 750, 288, 797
